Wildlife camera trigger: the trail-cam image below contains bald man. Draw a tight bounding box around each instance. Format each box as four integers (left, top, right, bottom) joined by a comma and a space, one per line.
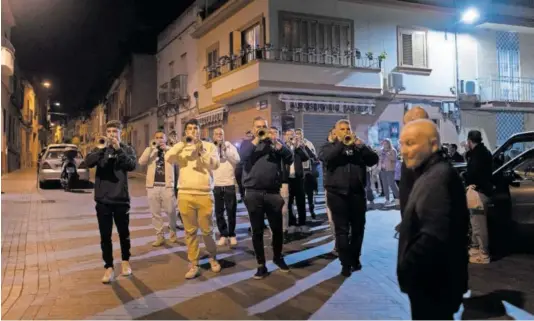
399, 107, 429, 219
397, 119, 469, 320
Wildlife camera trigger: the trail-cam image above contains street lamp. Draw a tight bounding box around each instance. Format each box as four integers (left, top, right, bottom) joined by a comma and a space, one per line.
42, 81, 51, 89
461, 7, 480, 25
54, 102, 60, 107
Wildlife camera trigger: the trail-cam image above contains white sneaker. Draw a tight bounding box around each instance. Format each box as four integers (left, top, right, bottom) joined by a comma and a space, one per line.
229, 236, 238, 246
217, 237, 227, 246
394, 199, 400, 206
121, 261, 132, 276
385, 200, 395, 207
169, 231, 178, 244
209, 258, 222, 273
185, 265, 201, 279
299, 226, 310, 233
152, 235, 165, 247
287, 226, 296, 234
102, 267, 115, 284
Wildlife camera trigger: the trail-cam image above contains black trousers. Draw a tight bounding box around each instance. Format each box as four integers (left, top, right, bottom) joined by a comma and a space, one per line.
244, 190, 284, 265
409, 292, 462, 320
214, 185, 237, 237
288, 177, 306, 226
304, 173, 316, 214
235, 168, 245, 200
326, 191, 366, 267
96, 202, 131, 269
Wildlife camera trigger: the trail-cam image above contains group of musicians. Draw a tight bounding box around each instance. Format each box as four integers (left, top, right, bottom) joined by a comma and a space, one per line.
87, 107, 470, 319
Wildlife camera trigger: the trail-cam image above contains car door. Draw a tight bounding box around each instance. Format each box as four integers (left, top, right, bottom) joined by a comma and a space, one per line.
509, 155, 534, 225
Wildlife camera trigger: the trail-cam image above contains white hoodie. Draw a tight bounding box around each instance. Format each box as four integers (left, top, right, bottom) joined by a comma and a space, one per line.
213, 141, 240, 187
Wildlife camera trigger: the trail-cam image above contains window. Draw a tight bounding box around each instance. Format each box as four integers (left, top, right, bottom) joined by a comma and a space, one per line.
242, 24, 261, 64
279, 12, 352, 65
398, 28, 428, 69
206, 45, 219, 81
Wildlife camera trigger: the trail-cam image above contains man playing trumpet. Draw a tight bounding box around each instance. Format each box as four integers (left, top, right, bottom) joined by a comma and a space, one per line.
212, 127, 241, 247
139, 130, 180, 247
85, 120, 137, 284
165, 119, 221, 279
319, 119, 378, 277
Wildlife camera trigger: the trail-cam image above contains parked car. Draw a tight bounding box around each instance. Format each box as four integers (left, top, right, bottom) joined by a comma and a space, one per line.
38, 144, 89, 188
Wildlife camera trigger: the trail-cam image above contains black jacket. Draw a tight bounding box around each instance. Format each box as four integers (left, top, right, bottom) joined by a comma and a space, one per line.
85, 143, 137, 205
281, 144, 310, 182
240, 139, 293, 192
399, 162, 415, 216
465, 143, 493, 196
397, 153, 469, 296
319, 140, 379, 195
450, 151, 465, 163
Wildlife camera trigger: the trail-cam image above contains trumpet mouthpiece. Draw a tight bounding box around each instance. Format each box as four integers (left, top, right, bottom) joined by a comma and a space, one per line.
186, 137, 193, 143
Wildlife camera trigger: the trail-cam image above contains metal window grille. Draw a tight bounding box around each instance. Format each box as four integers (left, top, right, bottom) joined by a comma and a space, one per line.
496, 112, 525, 148
496, 31, 521, 101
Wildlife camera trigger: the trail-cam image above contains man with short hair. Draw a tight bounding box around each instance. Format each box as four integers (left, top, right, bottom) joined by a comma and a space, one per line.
295, 128, 318, 219
464, 130, 493, 264
138, 131, 179, 247
397, 119, 469, 319
320, 119, 378, 277
212, 127, 240, 247
240, 117, 293, 279
165, 119, 221, 279
85, 120, 137, 284
448, 143, 465, 162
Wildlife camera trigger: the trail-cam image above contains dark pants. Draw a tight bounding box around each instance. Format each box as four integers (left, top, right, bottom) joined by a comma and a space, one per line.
235, 168, 245, 201
214, 185, 237, 237
96, 202, 131, 269
304, 173, 316, 214
244, 190, 284, 265
365, 171, 375, 202
409, 292, 462, 320
288, 177, 306, 226
326, 191, 366, 268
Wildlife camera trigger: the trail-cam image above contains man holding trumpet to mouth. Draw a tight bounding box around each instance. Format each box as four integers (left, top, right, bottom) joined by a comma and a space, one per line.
165, 119, 221, 279
138, 130, 181, 247
85, 120, 137, 284
319, 119, 378, 277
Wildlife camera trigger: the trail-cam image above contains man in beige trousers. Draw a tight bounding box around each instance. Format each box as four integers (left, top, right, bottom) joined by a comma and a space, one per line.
139, 130, 180, 247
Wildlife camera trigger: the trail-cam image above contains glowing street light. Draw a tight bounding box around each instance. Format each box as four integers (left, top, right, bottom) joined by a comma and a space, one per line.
42, 81, 51, 89
54, 102, 60, 107
461, 7, 480, 24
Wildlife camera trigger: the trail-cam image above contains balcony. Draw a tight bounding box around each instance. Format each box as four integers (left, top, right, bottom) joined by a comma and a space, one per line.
159, 75, 189, 106
207, 46, 384, 104
479, 76, 534, 103
1, 37, 15, 77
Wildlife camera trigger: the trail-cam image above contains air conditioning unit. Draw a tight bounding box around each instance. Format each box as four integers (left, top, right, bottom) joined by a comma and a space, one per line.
388, 72, 405, 93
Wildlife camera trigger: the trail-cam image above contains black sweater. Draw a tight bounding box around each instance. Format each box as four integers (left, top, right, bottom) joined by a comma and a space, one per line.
85, 143, 137, 205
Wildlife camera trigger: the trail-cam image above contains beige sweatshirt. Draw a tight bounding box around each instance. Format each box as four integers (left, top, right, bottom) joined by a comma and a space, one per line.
165, 141, 220, 195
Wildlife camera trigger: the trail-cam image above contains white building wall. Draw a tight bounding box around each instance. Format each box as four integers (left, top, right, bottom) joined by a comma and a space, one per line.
156, 5, 199, 135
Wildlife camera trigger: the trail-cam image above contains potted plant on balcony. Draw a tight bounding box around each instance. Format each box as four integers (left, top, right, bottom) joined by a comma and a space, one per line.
366, 52, 374, 61
378, 52, 387, 68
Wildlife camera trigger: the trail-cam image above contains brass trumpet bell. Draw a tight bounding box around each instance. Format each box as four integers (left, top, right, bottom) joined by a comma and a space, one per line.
185, 136, 193, 143
343, 134, 355, 145
151, 139, 158, 148
257, 129, 267, 140
96, 136, 109, 149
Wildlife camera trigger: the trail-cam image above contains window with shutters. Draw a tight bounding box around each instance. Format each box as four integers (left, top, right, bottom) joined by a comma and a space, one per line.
206, 43, 219, 82
397, 27, 429, 70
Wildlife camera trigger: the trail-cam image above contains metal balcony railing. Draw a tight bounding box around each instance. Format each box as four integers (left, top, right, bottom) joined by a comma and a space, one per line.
204, 45, 383, 81
480, 76, 534, 102
159, 75, 189, 106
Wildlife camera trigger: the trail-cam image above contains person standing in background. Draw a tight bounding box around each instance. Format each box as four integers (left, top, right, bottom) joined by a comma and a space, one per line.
212, 127, 241, 247
295, 129, 318, 220
379, 138, 399, 207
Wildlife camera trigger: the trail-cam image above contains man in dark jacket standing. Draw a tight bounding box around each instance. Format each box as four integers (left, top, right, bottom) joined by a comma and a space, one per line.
464, 130, 493, 264
240, 117, 294, 279
319, 119, 379, 277
397, 119, 469, 320
85, 120, 137, 284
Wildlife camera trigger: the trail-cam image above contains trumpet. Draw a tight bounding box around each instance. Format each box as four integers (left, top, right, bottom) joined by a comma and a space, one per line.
214, 140, 221, 147
343, 134, 355, 146
150, 139, 158, 148
257, 129, 267, 140
185, 136, 194, 143
96, 136, 109, 149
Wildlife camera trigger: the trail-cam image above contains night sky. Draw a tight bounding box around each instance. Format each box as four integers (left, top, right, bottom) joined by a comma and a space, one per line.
10, 0, 194, 117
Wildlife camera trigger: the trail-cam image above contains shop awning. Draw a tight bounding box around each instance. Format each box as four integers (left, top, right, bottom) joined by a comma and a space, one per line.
278, 94, 376, 115
197, 106, 228, 127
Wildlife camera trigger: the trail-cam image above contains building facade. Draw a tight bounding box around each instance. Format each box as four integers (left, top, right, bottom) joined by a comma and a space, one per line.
156, 4, 199, 140
191, 0, 534, 151
20, 81, 40, 168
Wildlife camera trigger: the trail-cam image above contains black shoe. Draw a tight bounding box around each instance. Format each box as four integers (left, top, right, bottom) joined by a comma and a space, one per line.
254, 265, 269, 279
274, 258, 290, 273
341, 265, 352, 277
310, 212, 317, 220
283, 231, 291, 244
352, 261, 362, 272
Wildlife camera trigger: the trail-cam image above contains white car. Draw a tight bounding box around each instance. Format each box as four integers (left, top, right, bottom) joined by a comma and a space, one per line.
38, 144, 90, 188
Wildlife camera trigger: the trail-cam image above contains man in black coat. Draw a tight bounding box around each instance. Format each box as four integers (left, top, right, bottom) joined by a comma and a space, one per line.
85, 120, 137, 284
319, 119, 379, 277
397, 119, 469, 320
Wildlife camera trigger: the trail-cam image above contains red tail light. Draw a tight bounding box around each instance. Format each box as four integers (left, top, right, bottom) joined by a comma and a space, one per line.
41, 162, 52, 170
79, 161, 87, 169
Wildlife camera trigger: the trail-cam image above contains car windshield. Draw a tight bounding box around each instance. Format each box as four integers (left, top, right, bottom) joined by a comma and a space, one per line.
46, 151, 82, 159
